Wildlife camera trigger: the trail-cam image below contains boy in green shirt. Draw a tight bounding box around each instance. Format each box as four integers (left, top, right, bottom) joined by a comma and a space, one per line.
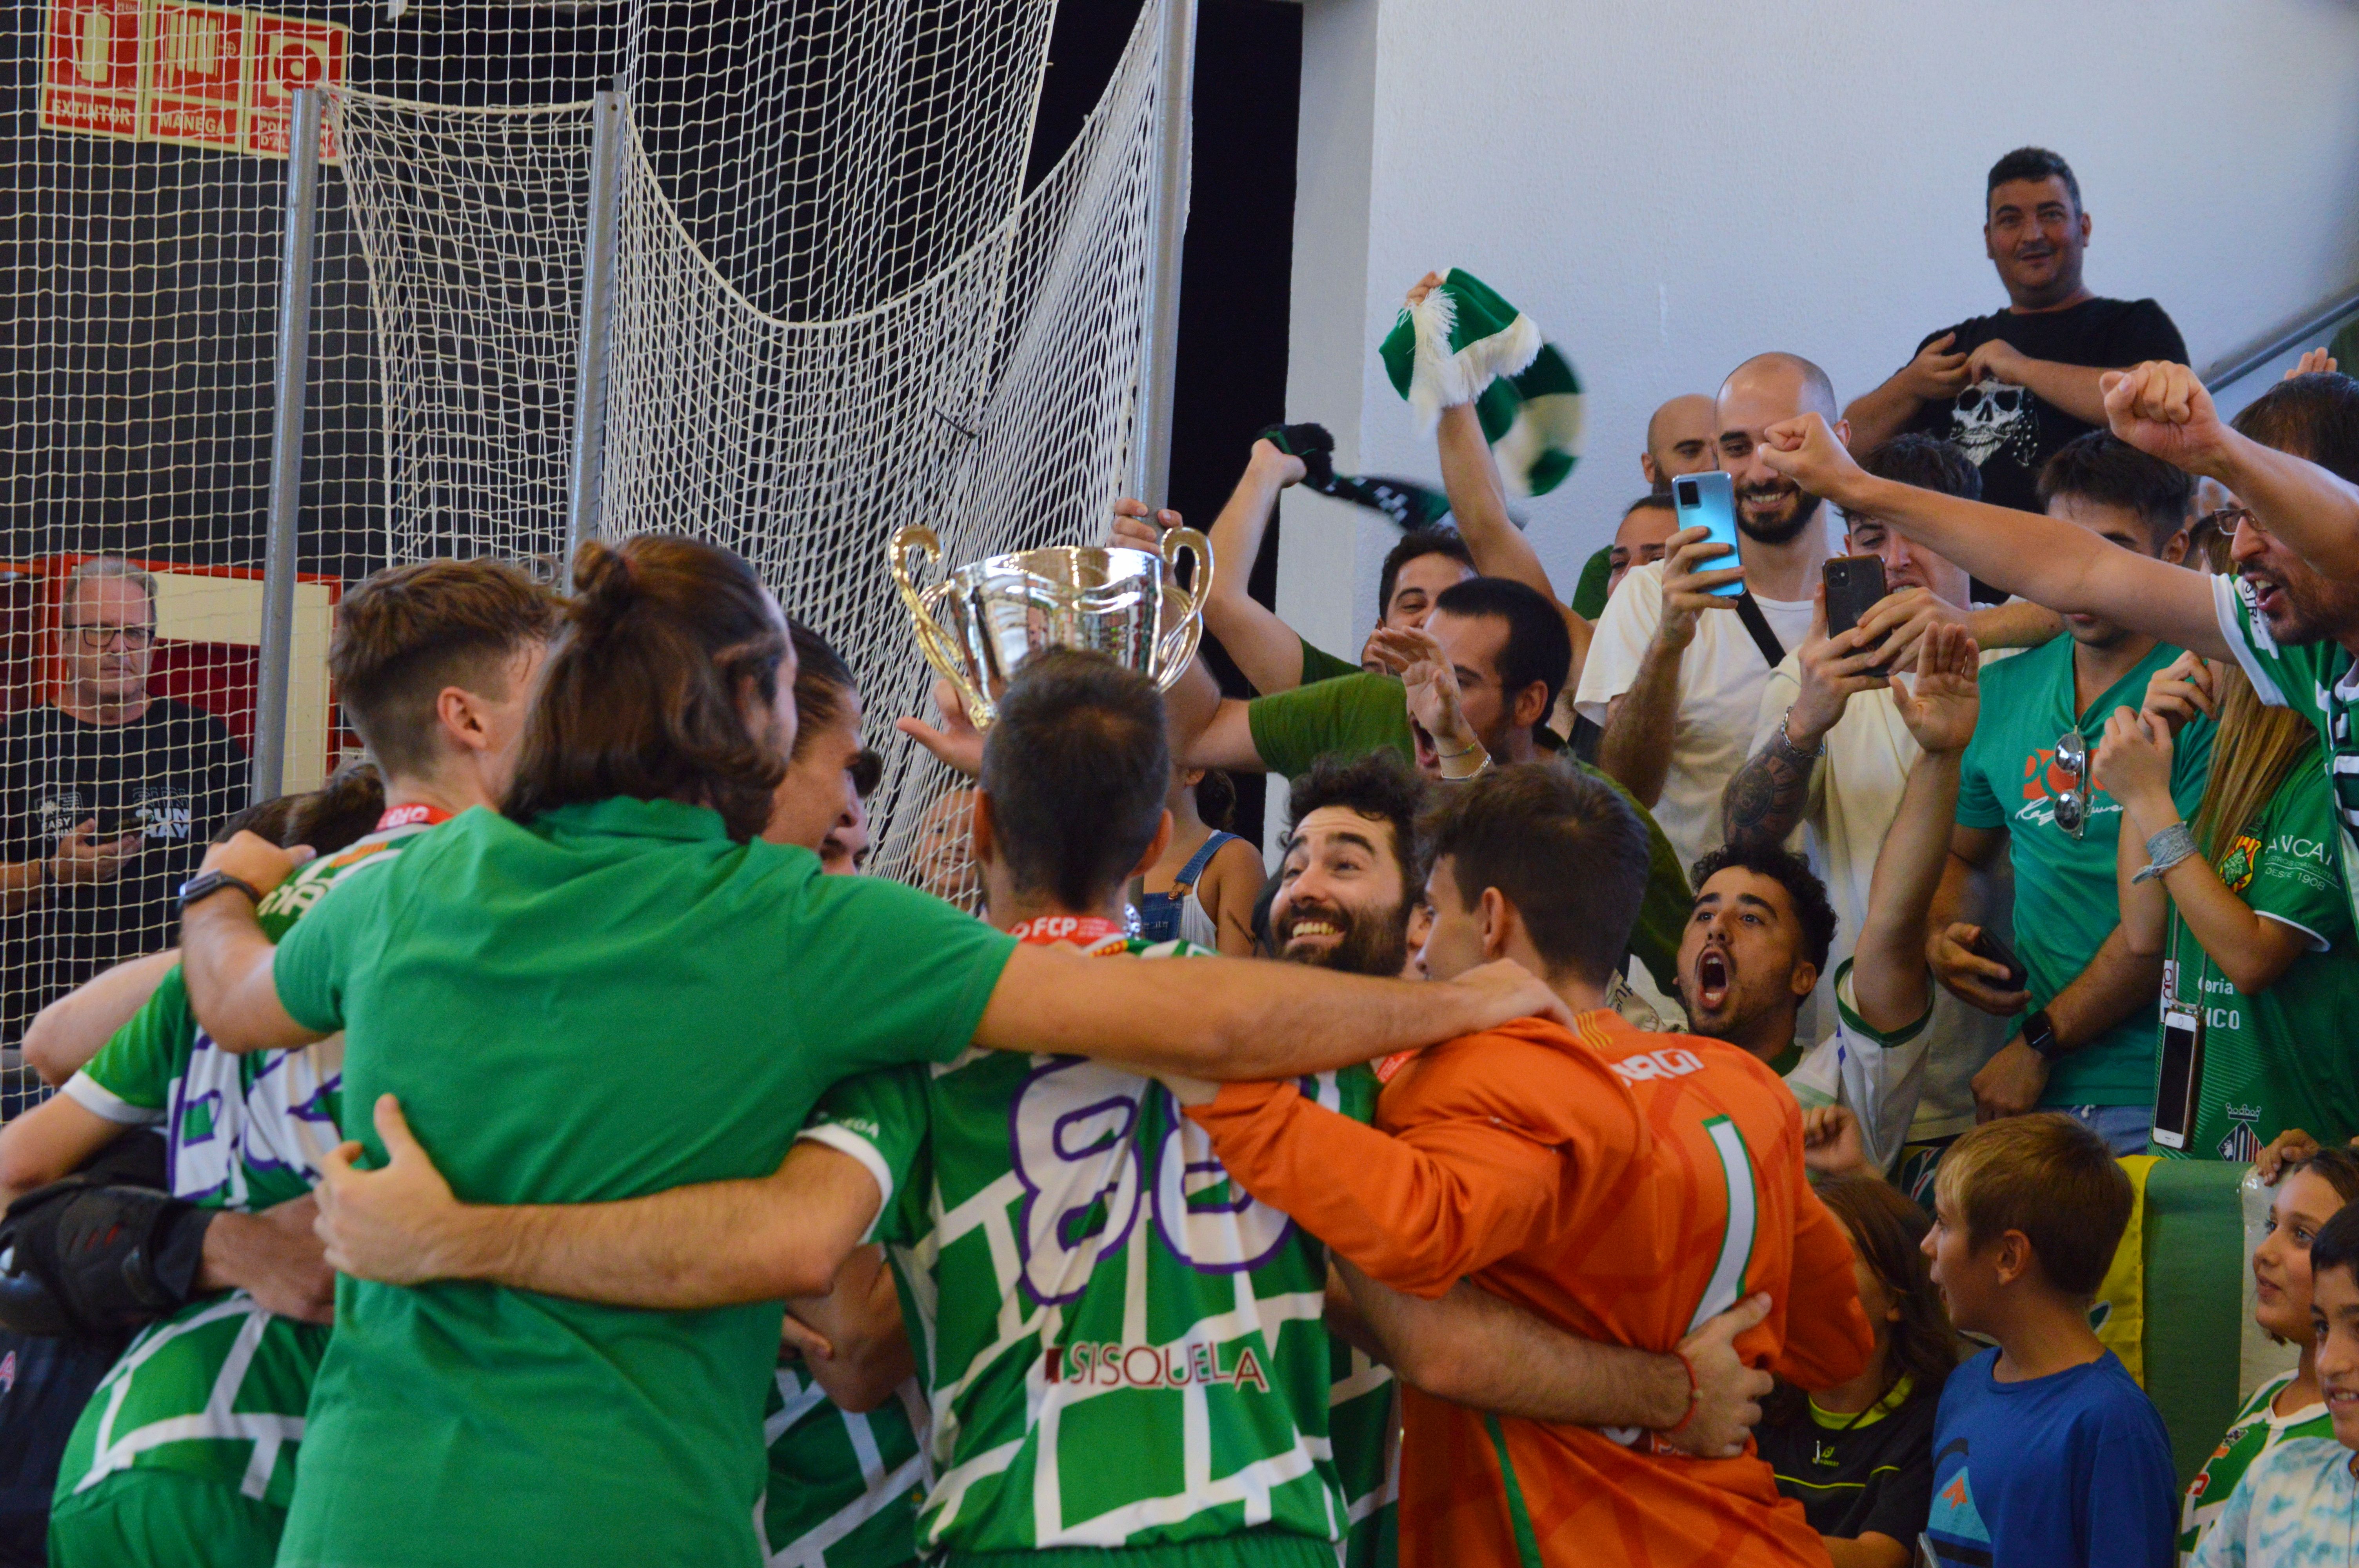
1928, 433, 2212, 1150
1757, 362, 2359, 1049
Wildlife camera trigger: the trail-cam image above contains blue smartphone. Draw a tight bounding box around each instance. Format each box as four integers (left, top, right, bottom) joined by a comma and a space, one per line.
1672, 472, 1743, 597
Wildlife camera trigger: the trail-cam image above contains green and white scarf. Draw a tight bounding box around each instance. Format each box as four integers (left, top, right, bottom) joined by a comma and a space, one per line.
1378, 268, 1584, 498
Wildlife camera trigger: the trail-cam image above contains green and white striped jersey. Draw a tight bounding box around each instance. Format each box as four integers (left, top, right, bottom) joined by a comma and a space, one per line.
1328, 1341, 1399, 1568
51, 820, 425, 1507
762, 1363, 926, 1568
798, 934, 1378, 1558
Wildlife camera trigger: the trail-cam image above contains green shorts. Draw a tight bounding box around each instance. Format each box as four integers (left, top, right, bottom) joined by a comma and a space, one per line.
47, 1468, 285, 1568
947, 1530, 1337, 1568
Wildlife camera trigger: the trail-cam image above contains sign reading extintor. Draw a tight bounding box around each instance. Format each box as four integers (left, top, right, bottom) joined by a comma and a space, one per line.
40, 0, 345, 160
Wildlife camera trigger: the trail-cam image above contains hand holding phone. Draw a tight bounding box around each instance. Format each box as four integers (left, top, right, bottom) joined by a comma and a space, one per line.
1822, 555, 1890, 650
1672, 474, 1743, 599
1966, 926, 2029, 993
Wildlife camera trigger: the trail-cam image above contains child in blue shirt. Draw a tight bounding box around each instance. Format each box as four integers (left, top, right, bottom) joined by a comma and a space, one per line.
1921, 1114, 2178, 1568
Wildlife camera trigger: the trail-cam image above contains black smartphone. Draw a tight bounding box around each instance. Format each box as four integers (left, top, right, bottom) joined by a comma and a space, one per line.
1966, 927, 2028, 993
89, 804, 136, 840
1823, 555, 1889, 650
2149, 1005, 2205, 1151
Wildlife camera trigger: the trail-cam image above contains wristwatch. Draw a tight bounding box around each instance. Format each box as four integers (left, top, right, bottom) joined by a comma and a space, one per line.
2021, 1008, 2064, 1062
177, 870, 264, 914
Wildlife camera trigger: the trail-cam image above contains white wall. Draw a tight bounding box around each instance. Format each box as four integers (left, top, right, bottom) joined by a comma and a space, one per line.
1279, 0, 2359, 648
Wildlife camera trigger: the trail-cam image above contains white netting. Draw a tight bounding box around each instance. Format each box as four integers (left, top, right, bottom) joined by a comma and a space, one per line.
0, 0, 1161, 1100
333, 96, 595, 568
332, 0, 1165, 888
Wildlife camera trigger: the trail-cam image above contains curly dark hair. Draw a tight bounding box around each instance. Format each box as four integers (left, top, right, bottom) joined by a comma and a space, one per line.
1686, 841, 1836, 976
1287, 750, 1427, 899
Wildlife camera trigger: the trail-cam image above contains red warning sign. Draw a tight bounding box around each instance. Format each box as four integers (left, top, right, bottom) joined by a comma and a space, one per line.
244, 13, 344, 159
38, 0, 345, 160
146, 1, 248, 152
39, 0, 149, 142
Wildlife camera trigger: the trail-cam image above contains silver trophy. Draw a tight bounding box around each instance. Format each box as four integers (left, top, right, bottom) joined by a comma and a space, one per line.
889, 523, 1214, 729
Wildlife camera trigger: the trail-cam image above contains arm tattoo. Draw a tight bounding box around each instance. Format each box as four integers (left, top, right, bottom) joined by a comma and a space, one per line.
1722, 741, 1813, 851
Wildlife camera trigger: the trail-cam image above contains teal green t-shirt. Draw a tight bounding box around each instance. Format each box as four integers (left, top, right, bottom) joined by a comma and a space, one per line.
1956, 637, 2215, 1105
1244, 670, 1690, 995
268, 797, 1017, 1568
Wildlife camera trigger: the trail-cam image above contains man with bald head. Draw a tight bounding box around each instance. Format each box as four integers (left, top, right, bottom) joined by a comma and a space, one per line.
1570, 396, 1720, 621
1576, 354, 1843, 871
1643, 393, 1719, 492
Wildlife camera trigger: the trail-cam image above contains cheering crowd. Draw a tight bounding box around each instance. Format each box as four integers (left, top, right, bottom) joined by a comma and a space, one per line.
0, 144, 2357, 1568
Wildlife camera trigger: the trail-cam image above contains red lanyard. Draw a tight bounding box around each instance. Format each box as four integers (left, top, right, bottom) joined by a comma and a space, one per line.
376, 803, 455, 830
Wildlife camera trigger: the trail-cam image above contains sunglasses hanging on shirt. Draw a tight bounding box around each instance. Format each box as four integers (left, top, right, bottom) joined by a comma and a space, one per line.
2046, 729, 2092, 840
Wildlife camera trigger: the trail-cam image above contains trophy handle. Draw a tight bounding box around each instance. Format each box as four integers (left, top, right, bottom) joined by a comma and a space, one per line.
889, 524, 993, 728
1151, 527, 1215, 688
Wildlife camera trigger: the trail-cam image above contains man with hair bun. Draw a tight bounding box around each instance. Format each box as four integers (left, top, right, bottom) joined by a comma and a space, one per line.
178, 535, 1571, 1568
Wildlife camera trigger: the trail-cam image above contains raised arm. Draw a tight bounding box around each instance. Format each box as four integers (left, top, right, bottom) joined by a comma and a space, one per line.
1760, 412, 2228, 661
316, 1094, 881, 1309
1113, 468, 1308, 696
1850, 624, 1980, 1033
974, 942, 1567, 1081
22, 947, 180, 1085
1435, 402, 1555, 603
2105, 361, 2359, 582
2095, 669, 2308, 995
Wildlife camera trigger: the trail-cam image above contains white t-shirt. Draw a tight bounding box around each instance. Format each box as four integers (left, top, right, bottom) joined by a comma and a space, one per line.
1575, 560, 1816, 873
1754, 648, 2018, 1139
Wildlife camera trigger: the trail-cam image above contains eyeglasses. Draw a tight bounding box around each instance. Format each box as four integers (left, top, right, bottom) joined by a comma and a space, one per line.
60, 623, 155, 651
2197, 505, 2259, 537
2047, 729, 2092, 839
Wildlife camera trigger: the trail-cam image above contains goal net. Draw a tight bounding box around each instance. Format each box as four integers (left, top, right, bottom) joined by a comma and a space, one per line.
334, 0, 1167, 895
0, 0, 1170, 1103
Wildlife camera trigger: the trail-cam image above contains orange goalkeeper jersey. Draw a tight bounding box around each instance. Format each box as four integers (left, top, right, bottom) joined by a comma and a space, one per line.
1187, 1009, 1871, 1568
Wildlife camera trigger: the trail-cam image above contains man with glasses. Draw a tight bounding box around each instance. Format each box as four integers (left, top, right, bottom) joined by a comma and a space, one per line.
1921, 434, 2210, 1152
0, 558, 245, 1076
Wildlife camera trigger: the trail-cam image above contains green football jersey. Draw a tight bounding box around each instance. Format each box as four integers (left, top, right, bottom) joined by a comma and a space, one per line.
763, 1363, 926, 1568
800, 935, 1378, 1557
51, 821, 426, 1509
2213, 570, 2359, 935
2177, 1370, 2334, 1563
1327, 1341, 1399, 1568
2155, 762, 2359, 1160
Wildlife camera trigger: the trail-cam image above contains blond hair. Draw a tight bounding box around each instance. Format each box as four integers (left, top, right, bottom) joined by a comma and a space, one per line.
2191, 665, 2314, 864
1934, 1114, 2132, 1299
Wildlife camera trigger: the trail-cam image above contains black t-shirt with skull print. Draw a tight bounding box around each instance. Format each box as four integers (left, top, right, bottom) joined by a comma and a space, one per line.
0, 697, 246, 1045
1900, 294, 2186, 514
